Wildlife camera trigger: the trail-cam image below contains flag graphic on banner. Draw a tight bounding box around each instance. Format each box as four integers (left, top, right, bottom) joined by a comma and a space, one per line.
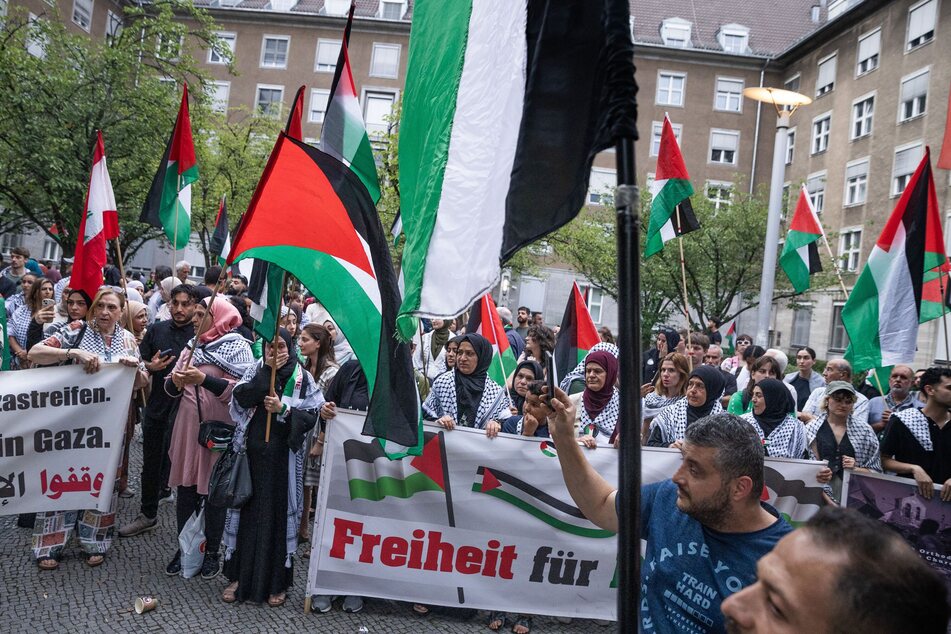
761, 464, 825, 526
140, 84, 198, 250
344, 432, 443, 501
466, 294, 517, 389
72, 130, 119, 303
718, 319, 736, 355
779, 185, 824, 293
553, 282, 601, 386
645, 116, 699, 257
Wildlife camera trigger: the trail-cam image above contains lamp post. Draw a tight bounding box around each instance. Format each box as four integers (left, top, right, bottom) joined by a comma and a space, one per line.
742, 87, 812, 347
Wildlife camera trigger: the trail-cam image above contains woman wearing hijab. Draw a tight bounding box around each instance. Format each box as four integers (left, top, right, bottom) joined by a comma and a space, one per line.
647, 365, 726, 447
640, 352, 690, 443
558, 342, 619, 394
423, 333, 510, 434
165, 297, 254, 580
727, 355, 785, 415
740, 378, 806, 458
221, 329, 322, 607
642, 329, 680, 385
568, 350, 620, 446
415, 318, 452, 382
501, 359, 546, 436
323, 318, 354, 365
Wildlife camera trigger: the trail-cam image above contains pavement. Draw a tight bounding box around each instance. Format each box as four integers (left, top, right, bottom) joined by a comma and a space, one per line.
0, 427, 616, 633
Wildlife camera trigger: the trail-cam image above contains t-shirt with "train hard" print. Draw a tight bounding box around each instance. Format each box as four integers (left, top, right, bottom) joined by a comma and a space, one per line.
639, 480, 791, 633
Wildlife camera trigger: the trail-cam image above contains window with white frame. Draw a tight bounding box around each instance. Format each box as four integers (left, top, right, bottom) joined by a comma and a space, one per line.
786, 128, 796, 165
261, 36, 289, 69
812, 112, 831, 154
706, 181, 732, 211
907, 0, 936, 50
315, 39, 340, 73
42, 236, 61, 262
209, 32, 236, 64
709, 130, 739, 164
157, 34, 183, 61
791, 305, 812, 348
661, 18, 692, 48
844, 158, 869, 206
856, 29, 880, 75
892, 142, 924, 195
105, 10, 122, 43
363, 90, 396, 136
323, 0, 349, 15
26, 17, 46, 57
209, 81, 230, 114
370, 43, 400, 79
656, 71, 685, 106
815, 53, 837, 97
899, 68, 929, 122
806, 172, 826, 214
781, 182, 791, 221
830, 304, 850, 351
839, 228, 862, 272
0, 0, 7, 18
718, 25, 749, 54
586, 287, 604, 323
255, 84, 284, 117
784, 74, 801, 92
588, 168, 616, 206
646, 172, 656, 191
379, 0, 405, 19
851, 94, 874, 139
649, 120, 682, 156
714, 77, 743, 112
309, 88, 329, 123
72, 0, 92, 31
0, 233, 21, 255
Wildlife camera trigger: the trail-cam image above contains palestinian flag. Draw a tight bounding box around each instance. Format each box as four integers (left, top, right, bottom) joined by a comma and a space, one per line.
466, 293, 517, 389
779, 185, 825, 293
553, 282, 601, 386
246, 258, 284, 340
472, 466, 614, 538
209, 196, 231, 266
140, 84, 198, 250
918, 264, 951, 323
0, 301, 9, 370
390, 211, 402, 248
226, 132, 421, 449
396, 0, 636, 339
761, 464, 825, 527
285, 85, 305, 142
345, 431, 443, 501
843, 148, 948, 370
645, 115, 698, 257
320, 3, 381, 204
72, 130, 119, 303
718, 319, 736, 355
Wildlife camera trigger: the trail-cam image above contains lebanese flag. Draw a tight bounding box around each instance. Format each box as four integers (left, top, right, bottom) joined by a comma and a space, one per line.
320, 3, 380, 203
554, 282, 601, 386
466, 293, 518, 389
72, 131, 118, 303
140, 84, 198, 250
645, 116, 699, 257
209, 196, 231, 265
779, 185, 825, 293
227, 132, 420, 450
842, 148, 947, 370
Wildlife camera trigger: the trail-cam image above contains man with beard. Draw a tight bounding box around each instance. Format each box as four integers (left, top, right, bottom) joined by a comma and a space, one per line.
515, 306, 531, 338
867, 365, 919, 433
119, 284, 199, 536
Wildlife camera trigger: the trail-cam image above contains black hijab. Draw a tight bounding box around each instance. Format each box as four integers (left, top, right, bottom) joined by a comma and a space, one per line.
266, 327, 299, 393
454, 333, 493, 427
686, 365, 726, 424
324, 359, 369, 411
753, 378, 794, 438
661, 328, 681, 353
510, 359, 543, 415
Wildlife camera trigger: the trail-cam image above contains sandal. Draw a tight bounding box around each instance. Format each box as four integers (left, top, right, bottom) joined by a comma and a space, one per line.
37, 557, 59, 571
412, 604, 431, 617
85, 554, 104, 567
488, 611, 508, 631
267, 592, 286, 608
222, 582, 238, 604
512, 616, 532, 634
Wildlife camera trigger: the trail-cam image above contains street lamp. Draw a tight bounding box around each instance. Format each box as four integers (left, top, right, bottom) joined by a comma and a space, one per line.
743, 86, 812, 347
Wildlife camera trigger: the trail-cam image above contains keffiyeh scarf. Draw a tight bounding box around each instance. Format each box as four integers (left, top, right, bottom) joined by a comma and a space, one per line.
741, 412, 806, 458
650, 398, 724, 446
805, 414, 882, 471
188, 332, 255, 378
422, 371, 509, 429
892, 408, 934, 451
579, 388, 620, 438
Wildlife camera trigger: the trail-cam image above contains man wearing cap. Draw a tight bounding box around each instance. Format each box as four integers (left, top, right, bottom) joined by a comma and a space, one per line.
866, 365, 920, 434
798, 359, 868, 424
881, 367, 951, 500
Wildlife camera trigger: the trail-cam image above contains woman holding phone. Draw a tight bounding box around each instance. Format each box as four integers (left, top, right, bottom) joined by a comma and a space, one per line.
7, 275, 54, 369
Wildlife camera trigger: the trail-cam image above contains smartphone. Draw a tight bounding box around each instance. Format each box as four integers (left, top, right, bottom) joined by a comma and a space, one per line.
544, 351, 556, 405
159, 348, 175, 358
42, 298, 55, 307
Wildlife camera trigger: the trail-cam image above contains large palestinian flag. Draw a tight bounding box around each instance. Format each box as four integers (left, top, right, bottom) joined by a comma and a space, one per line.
843, 148, 948, 370
396, 0, 636, 339
779, 185, 824, 293
72, 130, 119, 303
140, 84, 198, 250
465, 294, 517, 389
227, 133, 420, 450
344, 432, 444, 501
645, 115, 699, 257
553, 282, 601, 386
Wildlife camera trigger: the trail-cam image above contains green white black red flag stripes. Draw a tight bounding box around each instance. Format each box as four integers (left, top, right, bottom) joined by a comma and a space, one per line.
396, 0, 636, 339
140, 84, 198, 250
344, 431, 443, 501
645, 116, 698, 257
246, 259, 283, 340
553, 282, 601, 386
843, 148, 948, 370
465, 294, 517, 389
779, 185, 824, 293
718, 319, 736, 356
209, 196, 231, 266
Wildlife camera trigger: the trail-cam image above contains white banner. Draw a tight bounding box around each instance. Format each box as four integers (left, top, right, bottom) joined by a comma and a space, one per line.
307, 411, 828, 619
0, 364, 135, 514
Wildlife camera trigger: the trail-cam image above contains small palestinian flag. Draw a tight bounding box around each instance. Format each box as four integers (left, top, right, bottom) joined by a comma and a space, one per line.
780, 185, 824, 293
466, 293, 518, 389
918, 264, 951, 323
472, 466, 613, 538
553, 282, 601, 387
345, 432, 443, 501
539, 441, 557, 458
209, 196, 231, 266
718, 319, 736, 355
246, 259, 284, 340
645, 115, 699, 257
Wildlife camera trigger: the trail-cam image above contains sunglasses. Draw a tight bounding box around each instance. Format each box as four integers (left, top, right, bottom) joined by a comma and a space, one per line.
829, 393, 856, 403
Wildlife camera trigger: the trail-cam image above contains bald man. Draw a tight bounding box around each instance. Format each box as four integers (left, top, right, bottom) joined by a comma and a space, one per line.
798, 359, 869, 424
866, 365, 920, 433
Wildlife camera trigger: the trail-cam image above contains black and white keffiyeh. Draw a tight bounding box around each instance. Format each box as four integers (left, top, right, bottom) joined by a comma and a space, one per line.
643, 392, 683, 420
892, 407, 933, 451
9, 305, 31, 348
649, 399, 724, 446
423, 371, 510, 429
51, 321, 140, 362
741, 412, 806, 458
559, 342, 619, 391
805, 413, 882, 471
579, 388, 620, 438
187, 332, 255, 379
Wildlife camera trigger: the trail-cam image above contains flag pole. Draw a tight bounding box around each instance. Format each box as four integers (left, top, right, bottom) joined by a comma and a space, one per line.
180, 264, 230, 371
172, 206, 180, 276
675, 206, 693, 371
938, 267, 951, 363
112, 239, 134, 341
265, 271, 287, 444
819, 232, 851, 298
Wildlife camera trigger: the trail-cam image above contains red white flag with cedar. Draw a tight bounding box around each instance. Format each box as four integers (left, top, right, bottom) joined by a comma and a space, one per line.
72, 131, 118, 302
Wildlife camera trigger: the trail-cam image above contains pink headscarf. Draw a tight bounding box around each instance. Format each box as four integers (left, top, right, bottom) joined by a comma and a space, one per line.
199, 297, 242, 343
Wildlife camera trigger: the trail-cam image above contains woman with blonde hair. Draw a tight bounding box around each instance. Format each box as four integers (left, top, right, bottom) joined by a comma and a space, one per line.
641, 352, 690, 442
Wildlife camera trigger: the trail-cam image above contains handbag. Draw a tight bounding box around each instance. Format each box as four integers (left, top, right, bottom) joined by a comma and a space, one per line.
207, 444, 252, 509
194, 384, 234, 452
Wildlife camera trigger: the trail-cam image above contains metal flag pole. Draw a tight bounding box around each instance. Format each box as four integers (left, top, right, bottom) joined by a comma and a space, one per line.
675, 206, 693, 372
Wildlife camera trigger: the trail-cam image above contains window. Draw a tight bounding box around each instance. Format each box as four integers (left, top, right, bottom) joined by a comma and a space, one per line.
856, 29, 880, 75
209, 81, 230, 113
851, 94, 874, 139
892, 142, 924, 195
656, 71, 685, 106
255, 84, 284, 117
379, 0, 405, 19
709, 130, 739, 165
586, 287, 604, 323
815, 53, 837, 96
830, 304, 850, 352
105, 10, 122, 43
714, 77, 743, 112
209, 32, 236, 64
844, 158, 869, 206
784, 74, 801, 92
42, 236, 61, 262
907, 0, 936, 50
363, 90, 396, 136
72, 0, 92, 31
811, 112, 831, 154
706, 181, 732, 211
588, 168, 616, 206
323, 0, 349, 15
315, 39, 340, 73
782, 182, 792, 221
309, 88, 329, 123
649, 120, 682, 157
806, 172, 826, 214
26, 14, 46, 59
661, 18, 692, 48
1, 233, 22, 255
839, 228, 862, 272
370, 43, 400, 79
718, 24, 749, 54
785, 128, 796, 165
261, 36, 289, 69
156, 34, 183, 61
899, 68, 929, 122
791, 305, 812, 348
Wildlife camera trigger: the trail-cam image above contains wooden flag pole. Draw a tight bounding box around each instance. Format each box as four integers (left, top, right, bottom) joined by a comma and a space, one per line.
265, 272, 287, 444
675, 206, 693, 372
180, 265, 229, 371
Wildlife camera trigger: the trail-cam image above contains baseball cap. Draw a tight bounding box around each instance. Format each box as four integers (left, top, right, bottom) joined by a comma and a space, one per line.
825, 380, 856, 397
